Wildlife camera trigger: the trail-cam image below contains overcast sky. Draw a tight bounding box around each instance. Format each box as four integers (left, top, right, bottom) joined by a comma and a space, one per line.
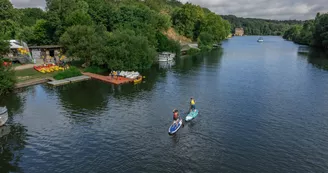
10, 0, 328, 20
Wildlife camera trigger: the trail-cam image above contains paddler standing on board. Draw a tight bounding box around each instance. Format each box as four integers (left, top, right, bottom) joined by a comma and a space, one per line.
172, 109, 179, 125
190, 97, 196, 112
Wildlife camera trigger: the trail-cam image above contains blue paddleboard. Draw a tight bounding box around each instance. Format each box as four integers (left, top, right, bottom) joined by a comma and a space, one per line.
168, 119, 183, 135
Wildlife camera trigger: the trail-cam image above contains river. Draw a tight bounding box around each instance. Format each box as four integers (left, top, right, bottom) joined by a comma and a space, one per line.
1, 36, 328, 173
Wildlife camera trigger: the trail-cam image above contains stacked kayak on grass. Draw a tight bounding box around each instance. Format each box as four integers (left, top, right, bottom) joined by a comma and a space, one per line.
185, 109, 199, 122
34, 64, 65, 73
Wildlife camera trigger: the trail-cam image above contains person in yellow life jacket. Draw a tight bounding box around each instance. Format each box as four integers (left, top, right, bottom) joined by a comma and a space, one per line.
190, 97, 196, 112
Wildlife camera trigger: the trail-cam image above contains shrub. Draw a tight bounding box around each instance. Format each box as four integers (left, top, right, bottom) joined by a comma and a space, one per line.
156, 32, 181, 55
0, 59, 16, 96
53, 66, 82, 80
84, 66, 108, 74
2, 58, 10, 62
186, 48, 200, 55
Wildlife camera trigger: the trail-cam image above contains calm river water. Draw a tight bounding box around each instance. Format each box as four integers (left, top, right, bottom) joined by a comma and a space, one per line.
1, 36, 328, 173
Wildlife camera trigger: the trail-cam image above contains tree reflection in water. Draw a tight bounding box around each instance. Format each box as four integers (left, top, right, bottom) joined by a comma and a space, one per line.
0, 90, 28, 173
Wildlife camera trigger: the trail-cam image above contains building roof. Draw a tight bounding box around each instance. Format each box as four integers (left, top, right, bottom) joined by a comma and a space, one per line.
28, 45, 63, 49
9, 40, 27, 49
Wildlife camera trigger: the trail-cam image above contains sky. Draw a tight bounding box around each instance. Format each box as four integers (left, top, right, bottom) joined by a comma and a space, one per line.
10, 0, 328, 20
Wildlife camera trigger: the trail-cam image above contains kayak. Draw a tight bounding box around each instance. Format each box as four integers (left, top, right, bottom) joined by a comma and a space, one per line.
34, 64, 64, 73
185, 109, 199, 122
133, 76, 142, 84
168, 119, 183, 135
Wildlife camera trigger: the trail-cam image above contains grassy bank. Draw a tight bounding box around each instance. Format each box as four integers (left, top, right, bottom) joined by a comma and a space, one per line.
53, 66, 82, 80
15, 68, 58, 82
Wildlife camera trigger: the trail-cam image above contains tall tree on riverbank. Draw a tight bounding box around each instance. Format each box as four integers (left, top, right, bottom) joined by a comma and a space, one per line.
313, 13, 328, 49
2, 0, 232, 71
172, 3, 231, 43
0, 35, 16, 96
0, 62, 16, 96
0, 38, 10, 56
282, 12, 328, 50
60, 25, 107, 66
0, 0, 19, 39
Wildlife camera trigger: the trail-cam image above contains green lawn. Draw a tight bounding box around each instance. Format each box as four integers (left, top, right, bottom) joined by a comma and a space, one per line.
15, 68, 58, 82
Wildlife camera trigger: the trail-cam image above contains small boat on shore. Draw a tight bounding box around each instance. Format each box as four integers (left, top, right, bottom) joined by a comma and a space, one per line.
158, 52, 176, 62
0, 107, 8, 126
257, 37, 264, 42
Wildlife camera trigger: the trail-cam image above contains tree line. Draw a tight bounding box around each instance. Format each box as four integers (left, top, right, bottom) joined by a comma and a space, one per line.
283, 13, 328, 50
0, 0, 231, 70
0, 0, 232, 95
222, 15, 303, 36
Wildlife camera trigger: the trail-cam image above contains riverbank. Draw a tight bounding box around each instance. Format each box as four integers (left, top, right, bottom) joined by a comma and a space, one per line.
15, 78, 51, 89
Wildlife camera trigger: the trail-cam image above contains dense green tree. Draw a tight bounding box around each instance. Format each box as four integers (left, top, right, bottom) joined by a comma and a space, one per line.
172, 3, 230, 42
294, 20, 314, 45
84, 0, 116, 31
103, 30, 156, 70
156, 32, 180, 54
0, 59, 16, 96
282, 25, 302, 41
0, 37, 9, 56
32, 19, 53, 45
173, 3, 205, 39
202, 12, 227, 42
0, 0, 19, 38
16, 26, 34, 43
282, 13, 328, 49
313, 13, 328, 49
60, 25, 107, 66
0, 0, 15, 20
198, 32, 214, 51
65, 9, 93, 27
0, 35, 14, 96
17, 8, 45, 26
46, 0, 79, 20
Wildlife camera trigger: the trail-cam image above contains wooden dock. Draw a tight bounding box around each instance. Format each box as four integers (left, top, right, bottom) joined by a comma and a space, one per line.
83, 72, 134, 85
48, 75, 91, 86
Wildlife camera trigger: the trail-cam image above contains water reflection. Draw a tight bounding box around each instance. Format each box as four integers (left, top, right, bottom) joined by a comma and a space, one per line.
298, 46, 328, 70
0, 91, 28, 173
158, 61, 175, 69
0, 124, 28, 173
0, 88, 30, 116
203, 48, 223, 67
55, 80, 111, 112
174, 48, 223, 73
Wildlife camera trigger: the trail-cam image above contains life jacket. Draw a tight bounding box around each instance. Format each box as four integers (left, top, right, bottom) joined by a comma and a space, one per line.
191, 99, 195, 105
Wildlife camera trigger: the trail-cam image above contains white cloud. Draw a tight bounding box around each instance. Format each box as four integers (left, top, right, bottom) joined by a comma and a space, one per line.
10, 0, 46, 9
180, 0, 327, 20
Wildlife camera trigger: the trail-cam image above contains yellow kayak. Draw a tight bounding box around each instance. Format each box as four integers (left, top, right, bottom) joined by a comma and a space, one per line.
134, 76, 142, 83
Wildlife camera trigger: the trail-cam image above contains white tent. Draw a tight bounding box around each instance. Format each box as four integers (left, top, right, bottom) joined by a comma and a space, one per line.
9, 40, 24, 49
10, 43, 24, 49
8, 40, 34, 63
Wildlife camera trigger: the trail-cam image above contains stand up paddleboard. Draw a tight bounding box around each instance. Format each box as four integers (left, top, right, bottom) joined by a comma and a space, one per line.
168, 119, 183, 135
185, 109, 199, 122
